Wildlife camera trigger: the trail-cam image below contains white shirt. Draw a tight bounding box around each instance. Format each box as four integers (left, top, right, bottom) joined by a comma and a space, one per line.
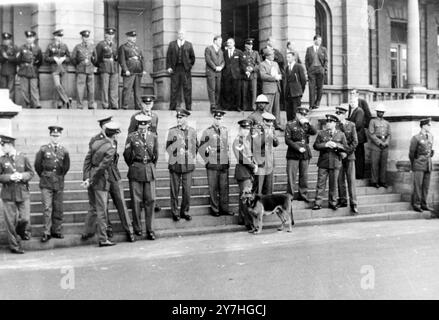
228, 48, 234, 58
314, 45, 319, 53
178, 39, 185, 47
288, 62, 295, 71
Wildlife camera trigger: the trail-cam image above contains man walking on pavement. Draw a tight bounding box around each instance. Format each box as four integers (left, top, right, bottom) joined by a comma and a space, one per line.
34, 126, 70, 242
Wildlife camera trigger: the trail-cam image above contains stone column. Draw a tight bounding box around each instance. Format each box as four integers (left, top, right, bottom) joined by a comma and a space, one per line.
152, 0, 221, 110
407, 0, 425, 95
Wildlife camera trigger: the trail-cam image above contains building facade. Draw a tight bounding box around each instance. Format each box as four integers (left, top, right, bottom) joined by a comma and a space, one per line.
1, 0, 439, 109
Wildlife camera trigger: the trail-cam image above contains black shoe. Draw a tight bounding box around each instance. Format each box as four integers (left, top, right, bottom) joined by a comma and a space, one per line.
413, 206, 423, 213
337, 202, 348, 208
106, 229, 114, 239
134, 230, 142, 237
297, 195, 309, 203
312, 204, 322, 210
380, 183, 388, 188
371, 183, 380, 189
154, 204, 161, 212
172, 215, 181, 222
10, 248, 25, 254
351, 205, 359, 215
21, 234, 30, 241
81, 233, 94, 241
57, 105, 62, 109
41, 234, 51, 243
421, 205, 433, 212
36, 105, 42, 109
99, 240, 116, 247
181, 214, 192, 221
211, 212, 220, 217
329, 204, 338, 211
51, 233, 64, 239
127, 233, 136, 242
146, 231, 156, 241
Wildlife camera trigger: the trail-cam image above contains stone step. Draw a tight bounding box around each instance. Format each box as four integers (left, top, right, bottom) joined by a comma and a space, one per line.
29, 193, 402, 214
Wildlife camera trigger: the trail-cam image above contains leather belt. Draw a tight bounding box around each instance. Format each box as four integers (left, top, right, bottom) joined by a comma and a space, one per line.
133, 159, 152, 164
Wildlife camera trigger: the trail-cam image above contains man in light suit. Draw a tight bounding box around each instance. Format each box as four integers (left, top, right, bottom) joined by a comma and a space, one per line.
305, 35, 328, 110
284, 51, 306, 121
205, 35, 225, 112
222, 38, 243, 111
259, 48, 283, 130
166, 29, 196, 110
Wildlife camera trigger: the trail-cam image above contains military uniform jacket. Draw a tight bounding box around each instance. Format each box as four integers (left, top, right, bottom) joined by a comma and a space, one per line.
409, 132, 434, 172
17, 44, 43, 78
118, 41, 145, 75
44, 42, 70, 73
95, 40, 118, 74
83, 132, 104, 181
199, 125, 230, 171
242, 49, 261, 80
313, 129, 347, 169
285, 118, 317, 160
34, 144, 70, 190
124, 131, 158, 182
0, 43, 19, 75
71, 42, 97, 74
83, 137, 116, 191
166, 125, 198, 173
232, 134, 255, 181
128, 111, 159, 135
247, 111, 264, 126
252, 124, 279, 175
368, 118, 391, 151
337, 121, 358, 160
0, 152, 34, 202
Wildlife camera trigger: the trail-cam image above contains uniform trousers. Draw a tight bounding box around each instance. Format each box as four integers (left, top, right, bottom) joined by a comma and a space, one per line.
314, 167, 339, 207
237, 179, 253, 228
169, 170, 192, 217
370, 147, 388, 184
242, 77, 257, 111
122, 74, 142, 109
129, 179, 155, 233
41, 188, 64, 235
286, 159, 309, 199
52, 70, 69, 106
206, 168, 229, 215
19, 77, 40, 108
338, 159, 357, 206
0, 74, 15, 101
100, 72, 119, 109
76, 73, 95, 109
2, 199, 31, 250
254, 172, 274, 195
412, 171, 431, 209
106, 179, 133, 234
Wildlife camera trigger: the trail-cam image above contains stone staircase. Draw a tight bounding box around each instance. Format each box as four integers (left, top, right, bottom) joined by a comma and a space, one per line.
0, 108, 428, 250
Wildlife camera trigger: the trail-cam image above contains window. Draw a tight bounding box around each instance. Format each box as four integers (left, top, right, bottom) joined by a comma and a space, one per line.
390, 21, 408, 88
315, 0, 332, 85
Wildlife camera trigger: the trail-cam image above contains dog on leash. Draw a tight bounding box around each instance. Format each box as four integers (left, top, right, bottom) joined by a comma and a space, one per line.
241, 188, 294, 234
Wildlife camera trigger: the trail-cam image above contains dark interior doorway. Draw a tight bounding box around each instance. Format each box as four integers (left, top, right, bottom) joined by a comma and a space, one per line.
221, 0, 259, 51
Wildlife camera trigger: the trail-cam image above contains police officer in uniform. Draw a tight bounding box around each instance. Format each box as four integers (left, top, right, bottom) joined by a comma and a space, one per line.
72, 30, 97, 109
81, 121, 120, 247
285, 105, 317, 202
335, 104, 359, 214
0, 135, 34, 254
368, 104, 391, 188
199, 110, 230, 216
34, 126, 70, 242
312, 114, 347, 210
409, 118, 434, 213
232, 119, 257, 230
17, 31, 43, 109
96, 27, 119, 110
118, 30, 147, 110
248, 94, 270, 126
124, 114, 158, 240
252, 112, 279, 195
45, 29, 71, 109
0, 32, 18, 102
242, 38, 261, 111
166, 109, 198, 221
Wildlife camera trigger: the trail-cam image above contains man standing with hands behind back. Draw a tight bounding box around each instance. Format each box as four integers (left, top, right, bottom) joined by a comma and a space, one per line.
305, 35, 328, 110
166, 29, 196, 111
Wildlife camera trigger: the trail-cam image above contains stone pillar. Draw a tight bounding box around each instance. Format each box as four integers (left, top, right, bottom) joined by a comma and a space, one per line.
407, 0, 426, 95
259, 0, 284, 49
341, 0, 370, 88
152, 0, 221, 110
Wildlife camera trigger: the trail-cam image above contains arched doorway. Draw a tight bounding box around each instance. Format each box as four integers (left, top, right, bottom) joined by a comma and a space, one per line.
315, 0, 332, 85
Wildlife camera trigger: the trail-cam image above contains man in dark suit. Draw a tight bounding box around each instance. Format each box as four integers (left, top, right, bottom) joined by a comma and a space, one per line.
205, 35, 224, 112
166, 30, 196, 110
348, 90, 366, 179
305, 35, 328, 110
284, 51, 306, 121
222, 38, 243, 111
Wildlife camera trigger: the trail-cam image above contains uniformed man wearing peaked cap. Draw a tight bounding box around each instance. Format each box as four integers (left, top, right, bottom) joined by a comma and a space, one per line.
17, 30, 43, 109
124, 113, 158, 240
335, 104, 359, 214
118, 30, 147, 109
285, 103, 317, 202
312, 113, 348, 211
128, 95, 159, 135
34, 125, 70, 242
409, 117, 435, 214
0, 134, 35, 254
45, 28, 71, 109
242, 37, 261, 111
233, 119, 257, 230
0, 32, 19, 102
368, 104, 391, 188
166, 108, 198, 221
96, 27, 119, 109
72, 30, 97, 109
199, 110, 230, 217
